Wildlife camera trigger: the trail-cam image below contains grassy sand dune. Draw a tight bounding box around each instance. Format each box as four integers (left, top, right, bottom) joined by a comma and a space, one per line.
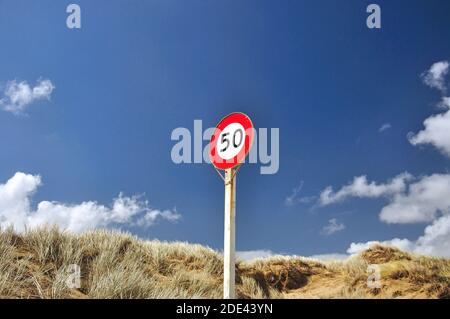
0, 227, 449, 299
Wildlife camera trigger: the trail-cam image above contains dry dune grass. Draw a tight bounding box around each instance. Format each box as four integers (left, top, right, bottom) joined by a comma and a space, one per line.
0, 227, 449, 299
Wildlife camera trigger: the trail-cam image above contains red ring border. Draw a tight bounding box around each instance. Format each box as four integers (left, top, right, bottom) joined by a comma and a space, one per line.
209, 112, 254, 170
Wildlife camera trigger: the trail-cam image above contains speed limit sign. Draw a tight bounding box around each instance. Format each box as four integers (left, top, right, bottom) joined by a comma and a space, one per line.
210, 112, 254, 170
209, 112, 254, 300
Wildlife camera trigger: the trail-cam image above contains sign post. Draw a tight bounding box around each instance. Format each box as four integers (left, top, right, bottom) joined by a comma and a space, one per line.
209, 112, 254, 299
223, 167, 236, 299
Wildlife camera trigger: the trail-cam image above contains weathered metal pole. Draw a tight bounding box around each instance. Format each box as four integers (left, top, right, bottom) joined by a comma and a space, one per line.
223, 167, 236, 299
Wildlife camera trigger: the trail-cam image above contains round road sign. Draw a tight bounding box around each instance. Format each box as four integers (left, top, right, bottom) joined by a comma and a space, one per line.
210, 112, 254, 170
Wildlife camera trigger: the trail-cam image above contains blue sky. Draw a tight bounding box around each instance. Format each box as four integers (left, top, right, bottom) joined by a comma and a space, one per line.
1, 0, 450, 258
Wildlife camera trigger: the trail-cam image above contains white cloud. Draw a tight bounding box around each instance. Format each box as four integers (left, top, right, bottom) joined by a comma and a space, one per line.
321, 218, 346, 236
236, 217, 450, 260
0, 172, 180, 233
421, 60, 449, 92
284, 181, 316, 206
413, 214, 450, 256
316, 61, 450, 259
319, 172, 413, 206
320, 172, 450, 224
347, 215, 450, 258
307, 253, 349, 261
438, 96, 450, 109
409, 62, 450, 157
346, 239, 414, 255
237, 249, 350, 262
408, 98, 450, 158
0, 79, 55, 114
379, 123, 392, 133
236, 250, 274, 261
136, 208, 181, 227
319, 172, 450, 257
380, 174, 450, 224
284, 182, 304, 206
342, 173, 450, 257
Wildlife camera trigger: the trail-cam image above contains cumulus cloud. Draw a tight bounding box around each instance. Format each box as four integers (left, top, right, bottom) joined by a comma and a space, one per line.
379, 123, 392, 133
347, 215, 450, 257
247, 214, 450, 259
237, 249, 350, 262
421, 60, 449, 92
380, 174, 450, 224
408, 60, 450, 157
438, 96, 450, 109
329, 173, 450, 258
319, 172, 450, 257
316, 61, 450, 258
236, 250, 274, 261
307, 253, 349, 261
0, 79, 55, 114
408, 99, 450, 158
410, 62, 450, 157
412, 214, 450, 256
321, 218, 346, 236
319, 173, 413, 206
320, 172, 450, 224
0, 172, 180, 233
346, 239, 414, 255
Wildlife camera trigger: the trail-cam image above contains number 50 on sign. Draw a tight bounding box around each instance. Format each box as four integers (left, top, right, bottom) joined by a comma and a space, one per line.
210, 113, 254, 169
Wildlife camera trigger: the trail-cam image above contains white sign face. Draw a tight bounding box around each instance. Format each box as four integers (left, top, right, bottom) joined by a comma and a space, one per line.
217, 122, 246, 160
